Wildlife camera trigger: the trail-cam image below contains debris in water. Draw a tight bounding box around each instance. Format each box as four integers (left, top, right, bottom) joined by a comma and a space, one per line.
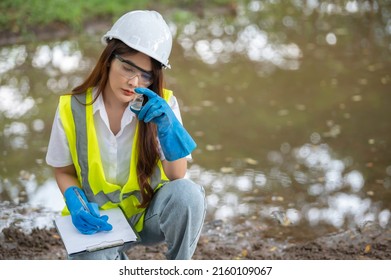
271, 210, 292, 226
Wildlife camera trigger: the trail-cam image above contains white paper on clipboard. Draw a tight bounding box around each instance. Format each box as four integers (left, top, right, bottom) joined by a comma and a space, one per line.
54, 207, 139, 256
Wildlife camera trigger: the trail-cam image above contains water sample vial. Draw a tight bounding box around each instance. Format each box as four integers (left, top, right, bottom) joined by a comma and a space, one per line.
130, 93, 144, 111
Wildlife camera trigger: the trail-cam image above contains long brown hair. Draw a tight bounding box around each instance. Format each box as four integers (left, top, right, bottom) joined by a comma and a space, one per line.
72, 39, 164, 208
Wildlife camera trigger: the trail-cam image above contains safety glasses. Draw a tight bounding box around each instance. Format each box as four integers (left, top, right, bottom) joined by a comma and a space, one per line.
114, 54, 153, 87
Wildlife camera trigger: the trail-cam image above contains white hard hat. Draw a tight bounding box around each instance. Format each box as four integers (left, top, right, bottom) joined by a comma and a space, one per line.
102, 10, 172, 69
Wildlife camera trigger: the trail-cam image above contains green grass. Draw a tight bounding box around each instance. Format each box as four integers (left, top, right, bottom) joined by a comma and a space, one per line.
0, 0, 241, 37
0, 0, 150, 34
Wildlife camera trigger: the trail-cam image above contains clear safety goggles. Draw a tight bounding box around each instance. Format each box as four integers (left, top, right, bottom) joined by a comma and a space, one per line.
114, 54, 153, 87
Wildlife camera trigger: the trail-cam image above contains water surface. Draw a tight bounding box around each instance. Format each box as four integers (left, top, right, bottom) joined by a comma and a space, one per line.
1, 1, 390, 242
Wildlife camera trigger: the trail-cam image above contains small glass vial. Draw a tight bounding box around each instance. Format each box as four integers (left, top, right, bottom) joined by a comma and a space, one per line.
130, 93, 144, 111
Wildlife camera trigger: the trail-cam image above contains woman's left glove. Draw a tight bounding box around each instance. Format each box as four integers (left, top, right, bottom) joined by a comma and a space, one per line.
130, 87, 197, 161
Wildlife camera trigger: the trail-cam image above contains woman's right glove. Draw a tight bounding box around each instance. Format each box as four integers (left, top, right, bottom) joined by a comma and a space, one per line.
64, 186, 113, 235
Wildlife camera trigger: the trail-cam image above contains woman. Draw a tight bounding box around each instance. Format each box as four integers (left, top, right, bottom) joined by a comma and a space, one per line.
46, 10, 206, 260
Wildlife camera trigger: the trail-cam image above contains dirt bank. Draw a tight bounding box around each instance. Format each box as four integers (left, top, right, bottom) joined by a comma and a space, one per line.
1, 213, 390, 260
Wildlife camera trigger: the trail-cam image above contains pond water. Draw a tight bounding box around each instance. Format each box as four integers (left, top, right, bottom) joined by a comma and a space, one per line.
1, 1, 391, 242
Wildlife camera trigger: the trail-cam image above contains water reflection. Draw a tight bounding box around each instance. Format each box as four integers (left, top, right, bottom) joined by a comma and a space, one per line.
189, 139, 390, 231
0, 85, 35, 119
32, 41, 83, 74
1, 40, 88, 208
3, 121, 29, 149
187, 140, 390, 233
179, 19, 302, 71
1, 1, 390, 241
0, 45, 27, 74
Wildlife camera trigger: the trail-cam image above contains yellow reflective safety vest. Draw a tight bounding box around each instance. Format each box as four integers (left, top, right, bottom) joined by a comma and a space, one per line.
58, 87, 171, 232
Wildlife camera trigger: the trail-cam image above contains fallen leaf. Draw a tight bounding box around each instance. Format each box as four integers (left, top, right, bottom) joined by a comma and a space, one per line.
52, 234, 61, 239
269, 246, 277, 252
220, 167, 234, 173
245, 158, 258, 165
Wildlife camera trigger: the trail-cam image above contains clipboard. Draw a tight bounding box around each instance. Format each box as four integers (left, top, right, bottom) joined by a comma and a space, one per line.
54, 207, 140, 256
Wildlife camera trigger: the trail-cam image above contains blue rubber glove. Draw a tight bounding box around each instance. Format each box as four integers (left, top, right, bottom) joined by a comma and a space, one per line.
130, 87, 197, 161
64, 186, 113, 235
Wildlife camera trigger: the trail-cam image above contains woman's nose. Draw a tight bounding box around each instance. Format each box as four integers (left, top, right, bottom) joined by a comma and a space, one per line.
128, 75, 140, 87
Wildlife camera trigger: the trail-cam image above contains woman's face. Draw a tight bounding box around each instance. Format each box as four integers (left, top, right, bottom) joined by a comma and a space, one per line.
105, 51, 153, 105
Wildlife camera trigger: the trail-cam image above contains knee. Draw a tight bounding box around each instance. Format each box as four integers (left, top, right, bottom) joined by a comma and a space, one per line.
166, 179, 206, 212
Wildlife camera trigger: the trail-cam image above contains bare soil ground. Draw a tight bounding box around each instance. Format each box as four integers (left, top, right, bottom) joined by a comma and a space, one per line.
1, 216, 390, 260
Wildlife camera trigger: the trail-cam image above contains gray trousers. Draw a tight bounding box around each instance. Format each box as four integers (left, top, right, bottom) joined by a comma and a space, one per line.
69, 179, 206, 260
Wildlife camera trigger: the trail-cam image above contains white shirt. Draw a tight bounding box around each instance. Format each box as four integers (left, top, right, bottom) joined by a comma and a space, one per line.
46, 88, 188, 186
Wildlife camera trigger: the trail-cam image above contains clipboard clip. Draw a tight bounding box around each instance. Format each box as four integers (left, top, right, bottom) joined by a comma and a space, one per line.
86, 239, 125, 252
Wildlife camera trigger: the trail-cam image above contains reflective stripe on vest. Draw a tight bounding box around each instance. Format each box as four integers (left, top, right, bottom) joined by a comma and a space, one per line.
59, 87, 172, 232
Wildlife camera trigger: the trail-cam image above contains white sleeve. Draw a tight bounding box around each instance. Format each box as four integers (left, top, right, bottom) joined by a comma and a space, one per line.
158, 95, 192, 161
45, 106, 73, 167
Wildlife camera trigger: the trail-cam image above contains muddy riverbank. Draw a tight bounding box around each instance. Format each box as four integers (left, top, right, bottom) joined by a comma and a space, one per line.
1, 203, 390, 260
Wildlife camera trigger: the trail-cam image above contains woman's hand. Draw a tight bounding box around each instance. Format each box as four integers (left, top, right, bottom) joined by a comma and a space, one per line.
130, 87, 196, 161
64, 186, 113, 234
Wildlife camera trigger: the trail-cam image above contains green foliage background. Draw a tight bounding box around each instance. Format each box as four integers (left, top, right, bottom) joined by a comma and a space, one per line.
0, 0, 240, 36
